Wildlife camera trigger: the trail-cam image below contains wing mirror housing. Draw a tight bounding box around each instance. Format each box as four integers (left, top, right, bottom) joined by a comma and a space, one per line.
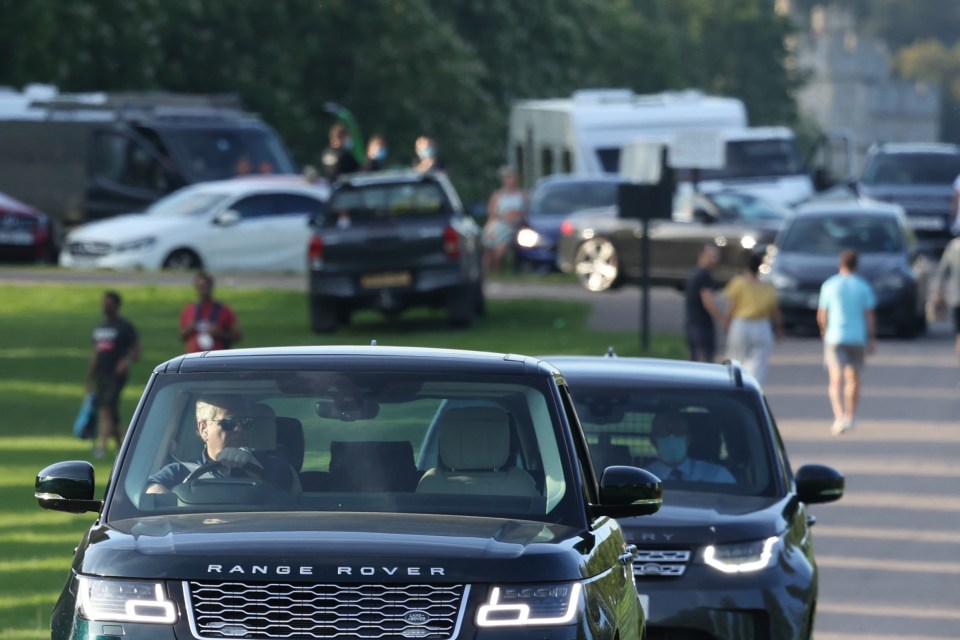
35, 461, 102, 514
795, 463, 844, 504
591, 466, 662, 518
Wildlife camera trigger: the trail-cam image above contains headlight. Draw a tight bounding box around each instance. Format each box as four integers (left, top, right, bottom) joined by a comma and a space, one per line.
516, 228, 541, 248
77, 576, 177, 624
873, 273, 907, 291
476, 583, 582, 627
740, 235, 757, 250
769, 271, 798, 290
115, 237, 156, 252
703, 536, 780, 574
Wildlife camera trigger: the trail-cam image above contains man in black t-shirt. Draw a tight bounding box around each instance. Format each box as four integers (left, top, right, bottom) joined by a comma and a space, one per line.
85, 291, 140, 459
684, 244, 722, 362
320, 122, 360, 182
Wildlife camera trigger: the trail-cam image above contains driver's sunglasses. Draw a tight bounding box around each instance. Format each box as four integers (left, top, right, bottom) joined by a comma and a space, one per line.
211, 416, 255, 431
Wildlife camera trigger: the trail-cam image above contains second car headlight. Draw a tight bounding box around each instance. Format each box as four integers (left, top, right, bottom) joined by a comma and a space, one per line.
476, 582, 582, 627
115, 237, 156, 252
703, 536, 781, 574
77, 576, 177, 624
516, 228, 542, 248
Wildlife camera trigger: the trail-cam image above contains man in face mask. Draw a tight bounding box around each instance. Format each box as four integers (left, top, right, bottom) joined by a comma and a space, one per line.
644, 409, 736, 484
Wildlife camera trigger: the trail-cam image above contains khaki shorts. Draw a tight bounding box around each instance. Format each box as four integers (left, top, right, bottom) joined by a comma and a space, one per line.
824, 343, 865, 371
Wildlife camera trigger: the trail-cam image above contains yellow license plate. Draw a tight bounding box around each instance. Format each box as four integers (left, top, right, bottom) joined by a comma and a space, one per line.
360, 271, 412, 288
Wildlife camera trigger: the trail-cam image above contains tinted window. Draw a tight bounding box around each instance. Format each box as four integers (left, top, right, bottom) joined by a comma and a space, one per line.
861, 152, 960, 186
231, 194, 277, 219
779, 214, 905, 254
570, 387, 776, 497
698, 139, 804, 180
709, 192, 793, 221
327, 182, 450, 225
164, 128, 295, 182
530, 180, 620, 216
271, 194, 324, 217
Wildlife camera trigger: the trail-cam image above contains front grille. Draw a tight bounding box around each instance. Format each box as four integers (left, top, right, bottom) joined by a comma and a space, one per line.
67, 241, 111, 257
633, 549, 691, 578
185, 581, 466, 640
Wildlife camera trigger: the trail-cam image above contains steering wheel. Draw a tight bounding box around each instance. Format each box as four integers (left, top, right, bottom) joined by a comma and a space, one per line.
183, 458, 266, 484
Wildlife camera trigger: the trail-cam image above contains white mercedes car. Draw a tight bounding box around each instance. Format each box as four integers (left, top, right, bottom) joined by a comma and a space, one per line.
59, 177, 328, 272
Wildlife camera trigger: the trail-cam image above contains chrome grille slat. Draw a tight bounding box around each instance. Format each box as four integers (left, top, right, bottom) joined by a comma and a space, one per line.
633, 548, 691, 578
186, 581, 465, 639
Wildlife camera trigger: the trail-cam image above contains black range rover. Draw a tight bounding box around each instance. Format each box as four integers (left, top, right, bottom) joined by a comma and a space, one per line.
547, 356, 845, 640
35, 346, 661, 640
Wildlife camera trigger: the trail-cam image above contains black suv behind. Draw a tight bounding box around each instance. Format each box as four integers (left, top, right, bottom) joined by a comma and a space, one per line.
35, 345, 662, 640
855, 142, 960, 256
548, 355, 845, 640
307, 171, 484, 332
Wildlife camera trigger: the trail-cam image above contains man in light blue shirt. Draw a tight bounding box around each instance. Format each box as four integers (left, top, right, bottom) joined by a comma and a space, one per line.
644, 409, 736, 484
817, 248, 876, 436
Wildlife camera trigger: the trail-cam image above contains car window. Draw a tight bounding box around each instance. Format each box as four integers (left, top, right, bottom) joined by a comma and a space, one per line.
113, 370, 579, 524
862, 152, 960, 186
230, 194, 278, 219
697, 139, 805, 180
779, 214, 904, 254
709, 192, 793, 222
269, 193, 324, 217
530, 181, 620, 216
570, 388, 775, 497
327, 182, 450, 225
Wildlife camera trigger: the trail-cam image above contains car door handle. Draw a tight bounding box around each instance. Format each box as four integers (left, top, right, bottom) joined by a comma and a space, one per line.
619, 545, 638, 566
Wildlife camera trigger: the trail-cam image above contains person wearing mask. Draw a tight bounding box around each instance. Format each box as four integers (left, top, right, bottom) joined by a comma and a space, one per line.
363, 134, 388, 171
412, 135, 444, 173
321, 122, 360, 182
643, 409, 735, 483
85, 290, 140, 459
723, 253, 784, 384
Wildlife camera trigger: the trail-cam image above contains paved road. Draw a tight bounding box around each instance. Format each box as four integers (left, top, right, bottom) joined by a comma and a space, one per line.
4, 268, 958, 637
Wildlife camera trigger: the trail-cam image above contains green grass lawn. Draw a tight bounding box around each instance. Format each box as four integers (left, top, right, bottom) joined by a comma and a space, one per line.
0, 279, 684, 639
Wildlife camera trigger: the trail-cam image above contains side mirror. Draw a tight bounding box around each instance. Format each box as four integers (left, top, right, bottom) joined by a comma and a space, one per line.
795, 463, 844, 505
35, 461, 102, 514
591, 466, 662, 518
214, 209, 241, 226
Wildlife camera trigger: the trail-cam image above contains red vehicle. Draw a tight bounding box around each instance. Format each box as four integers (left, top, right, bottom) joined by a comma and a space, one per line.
0, 191, 54, 262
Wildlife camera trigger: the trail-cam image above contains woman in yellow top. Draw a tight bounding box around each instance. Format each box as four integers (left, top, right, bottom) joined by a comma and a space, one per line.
723, 253, 784, 384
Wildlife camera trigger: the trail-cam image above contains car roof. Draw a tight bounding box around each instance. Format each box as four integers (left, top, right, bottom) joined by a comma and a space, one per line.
793, 197, 904, 218
157, 345, 559, 376
184, 177, 330, 198
545, 355, 760, 392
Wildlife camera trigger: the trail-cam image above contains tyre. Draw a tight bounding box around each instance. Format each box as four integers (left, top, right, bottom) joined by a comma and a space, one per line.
446, 285, 476, 328
573, 238, 620, 292
162, 249, 202, 270
310, 296, 341, 333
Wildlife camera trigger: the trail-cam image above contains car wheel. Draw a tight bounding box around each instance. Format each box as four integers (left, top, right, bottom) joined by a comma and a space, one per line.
162, 249, 202, 270
447, 285, 476, 328
310, 296, 340, 333
574, 238, 620, 292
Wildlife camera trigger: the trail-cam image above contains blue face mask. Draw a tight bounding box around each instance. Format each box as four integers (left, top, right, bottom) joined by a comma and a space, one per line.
343, 138, 354, 151
375, 148, 388, 161
418, 146, 434, 160
656, 435, 688, 466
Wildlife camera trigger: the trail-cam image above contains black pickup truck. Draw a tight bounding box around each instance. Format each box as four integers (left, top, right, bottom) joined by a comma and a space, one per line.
34, 345, 663, 640
307, 170, 485, 332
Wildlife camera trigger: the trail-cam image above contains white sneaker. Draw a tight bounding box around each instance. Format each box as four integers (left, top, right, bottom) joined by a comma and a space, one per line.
831, 418, 853, 436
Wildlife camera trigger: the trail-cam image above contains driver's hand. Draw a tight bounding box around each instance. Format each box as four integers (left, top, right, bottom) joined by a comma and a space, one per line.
218, 447, 263, 470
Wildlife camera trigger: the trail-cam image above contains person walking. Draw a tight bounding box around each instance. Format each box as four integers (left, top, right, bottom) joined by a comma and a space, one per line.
179, 271, 242, 353
684, 243, 723, 362
930, 235, 960, 370
817, 248, 876, 435
85, 290, 140, 459
722, 253, 784, 384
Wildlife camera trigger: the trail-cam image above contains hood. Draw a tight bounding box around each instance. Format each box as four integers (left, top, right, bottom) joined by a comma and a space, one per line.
67, 213, 187, 242
77, 513, 590, 583
618, 492, 789, 545
775, 252, 907, 286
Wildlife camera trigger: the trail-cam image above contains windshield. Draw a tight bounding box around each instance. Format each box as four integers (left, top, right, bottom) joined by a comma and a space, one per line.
569, 386, 776, 497
861, 152, 960, 186
709, 191, 793, 221
530, 180, 620, 217
144, 188, 228, 217
696, 139, 804, 180
111, 370, 578, 525
164, 128, 296, 182
778, 214, 905, 254
326, 182, 451, 225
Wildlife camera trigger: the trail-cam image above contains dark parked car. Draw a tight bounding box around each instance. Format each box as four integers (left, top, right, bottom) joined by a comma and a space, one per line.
766, 198, 931, 337
547, 354, 845, 640
514, 174, 625, 273
35, 345, 662, 640
854, 142, 960, 257
0, 190, 55, 262
307, 170, 484, 332
557, 189, 791, 292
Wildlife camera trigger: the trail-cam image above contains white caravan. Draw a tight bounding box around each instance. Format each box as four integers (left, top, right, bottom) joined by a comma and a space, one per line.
507, 89, 747, 189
